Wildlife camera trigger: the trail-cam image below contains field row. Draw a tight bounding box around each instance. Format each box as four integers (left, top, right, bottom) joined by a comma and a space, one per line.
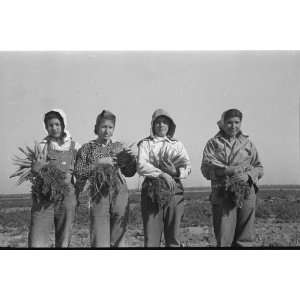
1, 189, 300, 247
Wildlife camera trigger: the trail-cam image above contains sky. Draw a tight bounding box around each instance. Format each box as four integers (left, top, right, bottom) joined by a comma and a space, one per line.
0, 51, 299, 194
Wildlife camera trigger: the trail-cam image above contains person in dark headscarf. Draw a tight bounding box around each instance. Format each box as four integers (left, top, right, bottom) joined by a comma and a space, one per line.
201, 108, 264, 247
74, 110, 136, 248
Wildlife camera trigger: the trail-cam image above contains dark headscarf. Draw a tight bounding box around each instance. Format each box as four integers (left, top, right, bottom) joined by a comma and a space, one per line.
94, 110, 116, 135
44, 110, 65, 132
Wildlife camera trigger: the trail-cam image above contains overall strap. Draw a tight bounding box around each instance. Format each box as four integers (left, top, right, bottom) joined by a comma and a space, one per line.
70, 140, 76, 151
69, 140, 77, 167
43, 139, 50, 157
45, 139, 50, 150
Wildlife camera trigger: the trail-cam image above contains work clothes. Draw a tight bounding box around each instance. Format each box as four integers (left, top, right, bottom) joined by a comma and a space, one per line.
29, 136, 78, 248
201, 130, 264, 247
74, 140, 136, 247
137, 109, 191, 247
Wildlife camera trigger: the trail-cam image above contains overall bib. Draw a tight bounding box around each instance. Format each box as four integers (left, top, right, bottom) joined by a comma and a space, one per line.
28, 141, 77, 248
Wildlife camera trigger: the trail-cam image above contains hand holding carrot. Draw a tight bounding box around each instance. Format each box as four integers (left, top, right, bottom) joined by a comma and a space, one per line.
31, 145, 49, 174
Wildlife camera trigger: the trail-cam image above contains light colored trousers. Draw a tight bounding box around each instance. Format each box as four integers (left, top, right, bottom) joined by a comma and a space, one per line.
89, 183, 129, 248
141, 178, 184, 248
28, 185, 77, 248
212, 186, 256, 247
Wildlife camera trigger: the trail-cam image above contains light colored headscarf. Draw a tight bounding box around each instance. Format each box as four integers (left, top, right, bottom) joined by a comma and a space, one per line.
150, 108, 176, 138
43, 108, 70, 138
217, 109, 243, 131
40, 108, 80, 151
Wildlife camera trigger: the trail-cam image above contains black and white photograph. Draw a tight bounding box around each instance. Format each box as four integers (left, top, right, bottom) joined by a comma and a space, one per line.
0, 51, 299, 248
2, 2, 300, 300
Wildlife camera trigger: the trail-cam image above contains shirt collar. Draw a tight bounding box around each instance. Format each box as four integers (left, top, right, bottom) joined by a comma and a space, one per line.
42, 130, 72, 144
92, 139, 113, 147
152, 136, 174, 143
215, 130, 249, 140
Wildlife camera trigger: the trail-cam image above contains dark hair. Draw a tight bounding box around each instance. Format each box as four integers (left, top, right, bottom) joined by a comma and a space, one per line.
44, 111, 65, 132
94, 110, 116, 135
223, 109, 243, 122
152, 116, 173, 137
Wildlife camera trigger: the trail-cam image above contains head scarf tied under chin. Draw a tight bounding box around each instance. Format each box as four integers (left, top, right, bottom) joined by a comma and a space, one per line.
94, 110, 116, 135
150, 109, 176, 138
217, 108, 243, 131
43, 109, 68, 138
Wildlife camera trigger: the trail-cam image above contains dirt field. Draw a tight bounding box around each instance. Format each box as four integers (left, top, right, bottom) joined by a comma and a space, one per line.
1, 187, 300, 248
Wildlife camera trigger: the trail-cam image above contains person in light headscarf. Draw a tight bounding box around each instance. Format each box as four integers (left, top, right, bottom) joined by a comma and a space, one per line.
29, 109, 81, 248
137, 109, 191, 247
201, 108, 264, 247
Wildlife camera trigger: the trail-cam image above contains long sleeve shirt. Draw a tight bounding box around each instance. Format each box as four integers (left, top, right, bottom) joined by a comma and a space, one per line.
74, 140, 136, 193
137, 136, 191, 179
201, 131, 264, 192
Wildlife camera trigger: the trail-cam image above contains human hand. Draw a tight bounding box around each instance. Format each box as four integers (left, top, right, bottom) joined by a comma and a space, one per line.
123, 146, 137, 157
32, 160, 48, 173
224, 166, 243, 176
31, 146, 49, 173
160, 159, 178, 177
159, 172, 176, 192
96, 157, 115, 166
230, 173, 249, 184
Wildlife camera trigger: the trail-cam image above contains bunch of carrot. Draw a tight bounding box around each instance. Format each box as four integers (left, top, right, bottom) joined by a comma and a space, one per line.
9, 143, 41, 185
224, 176, 251, 208
89, 142, 136, 200
10, 143, 70, 202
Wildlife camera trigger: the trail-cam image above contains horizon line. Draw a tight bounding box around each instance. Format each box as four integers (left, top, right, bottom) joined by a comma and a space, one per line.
1, 184, 300, 197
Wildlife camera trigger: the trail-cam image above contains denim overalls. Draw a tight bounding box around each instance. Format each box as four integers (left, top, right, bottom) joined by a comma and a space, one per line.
28, 141, 77, 248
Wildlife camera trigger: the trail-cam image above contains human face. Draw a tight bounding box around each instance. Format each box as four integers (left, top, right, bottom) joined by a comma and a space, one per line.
223, 116, 241, 137
46, 118, 63, 139
97, 119, 115, 142
153, 116, 170, 137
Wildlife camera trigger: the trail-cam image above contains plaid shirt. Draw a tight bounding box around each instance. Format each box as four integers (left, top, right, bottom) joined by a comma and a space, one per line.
74, 140, 136, 193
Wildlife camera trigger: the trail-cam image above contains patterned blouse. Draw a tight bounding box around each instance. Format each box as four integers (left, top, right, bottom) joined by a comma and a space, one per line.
74, 140, 136, 193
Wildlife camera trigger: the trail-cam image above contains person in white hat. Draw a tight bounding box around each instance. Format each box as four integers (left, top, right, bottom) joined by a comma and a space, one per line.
137, 109, 191, 247
29, 109, 80, 248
